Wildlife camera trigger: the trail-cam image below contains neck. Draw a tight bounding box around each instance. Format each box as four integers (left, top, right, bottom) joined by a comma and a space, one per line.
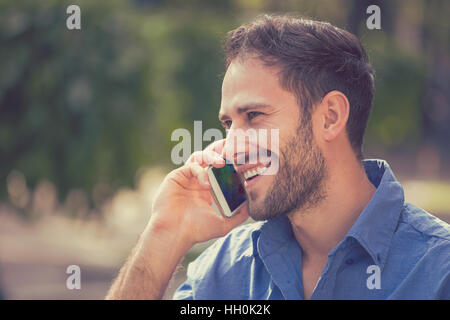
288, 156, 376, 261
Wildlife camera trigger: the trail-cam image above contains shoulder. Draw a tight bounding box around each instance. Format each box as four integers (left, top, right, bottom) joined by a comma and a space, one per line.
399, 203, 450, 242
175, 221, 265, 299
379, 204, 449, 298
186, 221, 264, 280
395, 203, 450, 276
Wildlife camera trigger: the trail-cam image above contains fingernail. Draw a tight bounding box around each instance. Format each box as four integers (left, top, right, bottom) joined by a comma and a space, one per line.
202, 176, 210, 185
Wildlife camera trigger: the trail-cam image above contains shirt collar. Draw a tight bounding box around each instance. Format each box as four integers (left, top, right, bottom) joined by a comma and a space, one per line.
346, 159, 404, 270
251, 214, 292, 258
252, 159, 404, 271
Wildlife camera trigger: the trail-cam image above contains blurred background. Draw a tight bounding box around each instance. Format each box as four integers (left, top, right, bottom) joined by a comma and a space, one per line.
0, 0, 448, 299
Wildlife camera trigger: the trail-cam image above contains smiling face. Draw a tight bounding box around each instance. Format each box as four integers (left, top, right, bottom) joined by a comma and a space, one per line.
219, 57, 327, 221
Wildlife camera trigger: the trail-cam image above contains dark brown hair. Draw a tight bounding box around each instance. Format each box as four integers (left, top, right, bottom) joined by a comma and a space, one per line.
224, 14, 375, 159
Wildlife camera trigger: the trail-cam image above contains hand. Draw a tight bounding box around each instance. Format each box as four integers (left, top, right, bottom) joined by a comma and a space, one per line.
106, 139, 249, 300
149, 139, 249, 247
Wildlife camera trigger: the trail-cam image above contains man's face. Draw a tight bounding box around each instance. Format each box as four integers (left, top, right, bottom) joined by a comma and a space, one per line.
219, 57, 327, 221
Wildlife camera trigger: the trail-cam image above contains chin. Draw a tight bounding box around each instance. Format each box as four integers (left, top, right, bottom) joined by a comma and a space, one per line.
247, 190, 273, 221
245, 170, 278, 220
248, 204, 276, 221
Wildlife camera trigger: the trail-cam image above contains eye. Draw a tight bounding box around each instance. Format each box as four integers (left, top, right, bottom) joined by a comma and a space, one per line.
247, 111, 263, 121
222, 120, 232, 129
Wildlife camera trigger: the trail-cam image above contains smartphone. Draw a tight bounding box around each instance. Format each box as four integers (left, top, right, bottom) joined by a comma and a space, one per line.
207, 163, 247, 218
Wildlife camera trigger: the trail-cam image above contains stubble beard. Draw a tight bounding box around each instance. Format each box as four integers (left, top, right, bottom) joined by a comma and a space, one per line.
248, 119, 327, 221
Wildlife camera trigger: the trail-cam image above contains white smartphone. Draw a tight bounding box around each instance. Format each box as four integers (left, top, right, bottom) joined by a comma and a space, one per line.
207, 163, 247, 218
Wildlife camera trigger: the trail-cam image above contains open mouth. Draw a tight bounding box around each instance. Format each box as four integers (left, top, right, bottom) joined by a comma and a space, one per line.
242, 162, 271, 182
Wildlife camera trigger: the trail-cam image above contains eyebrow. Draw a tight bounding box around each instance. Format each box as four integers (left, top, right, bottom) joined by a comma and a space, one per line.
218, 103, 273, 121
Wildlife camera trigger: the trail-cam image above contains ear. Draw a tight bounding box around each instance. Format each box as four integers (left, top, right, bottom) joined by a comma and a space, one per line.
316, 90, 349, 142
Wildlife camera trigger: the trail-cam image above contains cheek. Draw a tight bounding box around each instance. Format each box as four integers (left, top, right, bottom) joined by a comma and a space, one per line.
262, 125, 296, 158
277, 113, 301, 144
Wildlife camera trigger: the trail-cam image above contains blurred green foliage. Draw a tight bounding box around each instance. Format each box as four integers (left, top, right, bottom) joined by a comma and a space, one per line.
366, 33, 425, 148
0, 0, 234, 201
0, 0, 448, 210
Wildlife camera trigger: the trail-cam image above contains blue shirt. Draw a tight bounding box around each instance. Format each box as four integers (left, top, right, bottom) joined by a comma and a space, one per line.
173, 159, 450, 299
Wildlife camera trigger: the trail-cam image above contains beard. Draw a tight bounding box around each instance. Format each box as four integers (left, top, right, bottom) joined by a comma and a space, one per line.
247, 119, 327, 221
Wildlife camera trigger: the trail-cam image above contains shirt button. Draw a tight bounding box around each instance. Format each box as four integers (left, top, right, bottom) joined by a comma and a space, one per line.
345, 258, 354, 265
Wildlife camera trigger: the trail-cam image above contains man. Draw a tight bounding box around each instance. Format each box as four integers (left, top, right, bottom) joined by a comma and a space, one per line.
106, 15, 450, 300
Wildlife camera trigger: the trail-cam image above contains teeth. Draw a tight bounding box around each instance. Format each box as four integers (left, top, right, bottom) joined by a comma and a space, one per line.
243, 166, 268, 180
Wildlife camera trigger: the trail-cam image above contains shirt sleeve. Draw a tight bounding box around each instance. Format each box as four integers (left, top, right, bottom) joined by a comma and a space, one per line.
171, 223, 258, 300
438, 272, 450, 300
171, 245, 212, 300
172, 279, 194, 300
171, 236, 228, 300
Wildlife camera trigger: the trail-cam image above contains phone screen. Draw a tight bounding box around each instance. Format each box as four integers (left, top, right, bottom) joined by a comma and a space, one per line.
211, 164, 247, 212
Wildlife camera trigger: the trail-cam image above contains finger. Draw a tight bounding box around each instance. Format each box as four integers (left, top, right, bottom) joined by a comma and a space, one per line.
219, 139, 237, 164
204, 150, 226, 168
197, 189, 213, 205
188, 150, 225, 168
187, 162, 210, 186
171, 163, 211, 190
205, 139, 226, 155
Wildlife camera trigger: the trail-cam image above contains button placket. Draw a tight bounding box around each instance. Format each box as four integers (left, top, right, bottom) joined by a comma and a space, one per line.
318, 242, 353, 298
310, 259, 333, 299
